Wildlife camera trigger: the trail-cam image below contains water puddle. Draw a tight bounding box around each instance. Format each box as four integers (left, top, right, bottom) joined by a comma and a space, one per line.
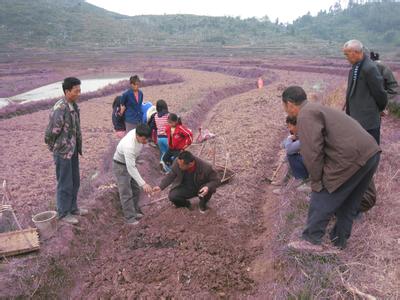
0, 77, 129, 108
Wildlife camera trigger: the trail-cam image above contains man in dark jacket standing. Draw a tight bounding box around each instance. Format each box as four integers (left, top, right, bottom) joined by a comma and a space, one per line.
282, 86, 381, 252
45, 77, 87, 225
343, 40, 388, 144
370, 51, 399, 103
153, 151, 220, 213
343, 40, 388, 212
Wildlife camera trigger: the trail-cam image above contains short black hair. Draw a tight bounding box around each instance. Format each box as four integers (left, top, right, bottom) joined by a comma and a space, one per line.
370, 51, 380, 61
168, 113, 178, 122
130, 75, 141, 85
62, 77, 81, 94
282, 86, 307, 105
286, 115, 297, 125
112, 96, 122, 108
178, 151, 195, 164
168, 113, 182, 124
135, 123, 152, 138
156, 99, 168, 113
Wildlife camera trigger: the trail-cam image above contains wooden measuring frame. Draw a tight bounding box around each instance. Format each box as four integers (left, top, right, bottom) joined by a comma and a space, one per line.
1, 180, 40, 257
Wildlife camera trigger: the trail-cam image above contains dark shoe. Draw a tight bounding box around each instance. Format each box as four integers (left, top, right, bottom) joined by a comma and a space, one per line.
159, 161, 167, 172
172, 200, 192, 210
199, 197, 208, 213
185, 201, 193, 211
354, 211, 363, 221
183, 201, 193, 211
331, 238, 347, 250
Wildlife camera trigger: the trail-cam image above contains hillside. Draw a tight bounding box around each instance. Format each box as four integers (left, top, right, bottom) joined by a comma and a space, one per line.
0, 0, 400, 56
288, 1, 400, 51
0, 0, 286, 48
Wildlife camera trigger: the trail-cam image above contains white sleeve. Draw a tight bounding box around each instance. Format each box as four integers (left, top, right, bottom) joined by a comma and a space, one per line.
124, 148, 146, 187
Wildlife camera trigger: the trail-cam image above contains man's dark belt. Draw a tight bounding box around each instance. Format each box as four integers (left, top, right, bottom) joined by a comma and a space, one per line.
113, 159, 126, 165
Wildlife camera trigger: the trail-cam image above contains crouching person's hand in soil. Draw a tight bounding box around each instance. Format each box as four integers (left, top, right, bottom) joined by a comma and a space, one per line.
156, 151, 220, 213
152, 186, 161, 195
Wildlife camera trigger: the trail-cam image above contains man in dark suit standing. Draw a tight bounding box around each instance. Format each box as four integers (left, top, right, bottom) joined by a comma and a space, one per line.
343, 40, 388, 212
343, 39, 388, 144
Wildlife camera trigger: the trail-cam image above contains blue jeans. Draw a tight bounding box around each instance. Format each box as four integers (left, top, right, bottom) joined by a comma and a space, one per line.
157, 137, 168, 161
287, 153, 308, 180
54, 150, 80, 218
163, 149, 180, 172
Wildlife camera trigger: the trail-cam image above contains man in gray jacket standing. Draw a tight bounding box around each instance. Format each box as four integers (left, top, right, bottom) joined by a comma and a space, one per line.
282, 86, 381, 252
45, 77, 87, 225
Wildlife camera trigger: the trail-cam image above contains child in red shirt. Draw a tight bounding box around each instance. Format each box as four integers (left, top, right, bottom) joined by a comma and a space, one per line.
163, 113, 193, 170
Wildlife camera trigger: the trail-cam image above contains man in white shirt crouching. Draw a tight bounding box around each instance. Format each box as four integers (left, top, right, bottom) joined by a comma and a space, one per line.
113, 124, 153, 224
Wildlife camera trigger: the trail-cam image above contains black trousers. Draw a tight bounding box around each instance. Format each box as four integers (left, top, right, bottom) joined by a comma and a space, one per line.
367, 127, 380, 145
163, 149, 181, 166
302, 153, 380, 249
169, 185, 213, 207
359, 127, 380, 212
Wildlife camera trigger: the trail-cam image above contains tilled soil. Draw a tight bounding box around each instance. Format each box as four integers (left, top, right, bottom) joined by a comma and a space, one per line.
1, 61, 398, 298
0, 68, 265, 298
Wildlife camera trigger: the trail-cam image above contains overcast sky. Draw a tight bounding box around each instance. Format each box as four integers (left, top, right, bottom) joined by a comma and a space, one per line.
86, 0, 349, 24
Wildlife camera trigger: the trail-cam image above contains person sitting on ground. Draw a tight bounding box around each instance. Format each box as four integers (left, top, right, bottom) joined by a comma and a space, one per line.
162, 113, 193, 171
149, 99, 170, 171
112, 124, 153, 225
152, 151, 220, 213
273, 116, 310, 194
281, 86, 381, 252
112, 96, 126, 138
120, 75, 143, 132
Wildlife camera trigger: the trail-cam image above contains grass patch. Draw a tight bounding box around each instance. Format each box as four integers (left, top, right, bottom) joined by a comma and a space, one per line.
388, 101, 400, 118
